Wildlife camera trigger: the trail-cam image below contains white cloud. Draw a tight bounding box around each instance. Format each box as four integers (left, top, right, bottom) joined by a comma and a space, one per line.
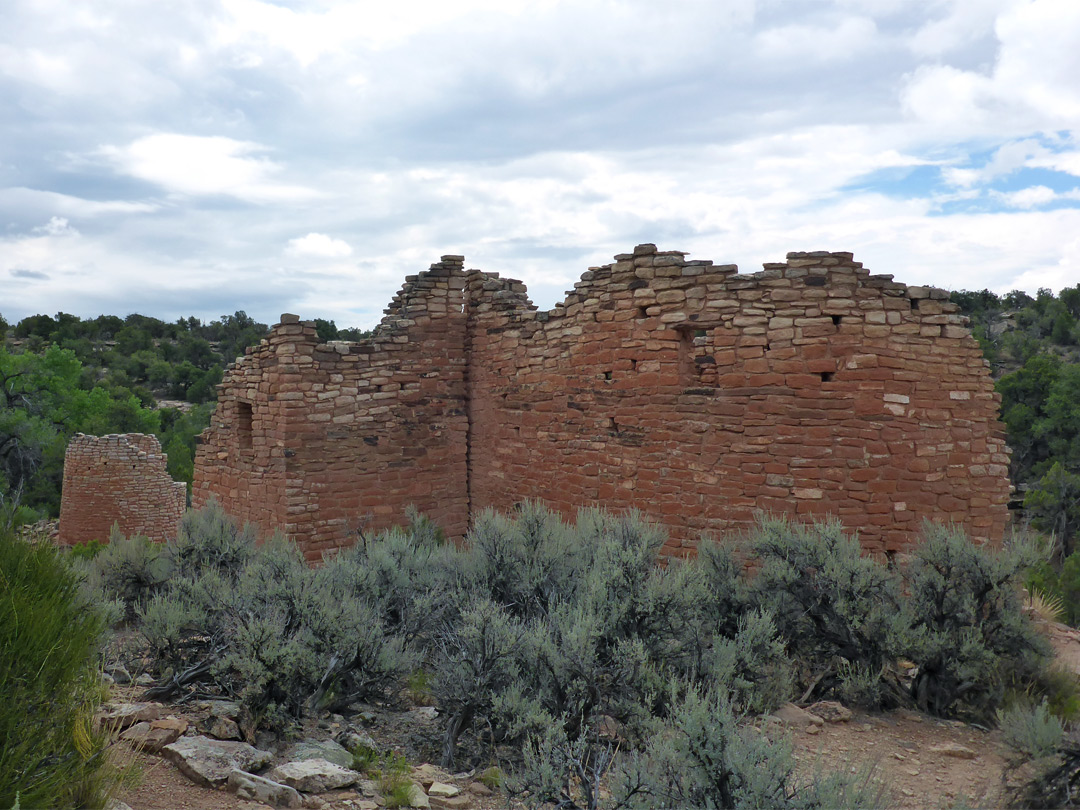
991, 186, 1080, 209
32, 216, 78, 236
286, 232, 353, 258
902, 0, 1080, 139
101, 134, 319, 202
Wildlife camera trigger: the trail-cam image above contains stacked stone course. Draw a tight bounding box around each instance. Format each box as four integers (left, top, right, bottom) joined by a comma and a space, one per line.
193, 246, 1011, 561
58, 433, 186, 545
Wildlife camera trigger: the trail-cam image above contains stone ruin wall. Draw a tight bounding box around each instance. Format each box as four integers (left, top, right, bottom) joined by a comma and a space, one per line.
58, 433, 186, 545
193, 245, 1012, 561
193, 257, 471, 560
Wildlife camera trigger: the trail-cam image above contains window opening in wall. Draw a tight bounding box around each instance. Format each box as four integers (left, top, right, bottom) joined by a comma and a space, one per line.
820, 371, 835, 382
910, 298, 920, 310
237, 401, 254, 451
831, 315, 842, 326
638, 306, 650, 319
603, 370, 613, 381
694, 328, 707, 338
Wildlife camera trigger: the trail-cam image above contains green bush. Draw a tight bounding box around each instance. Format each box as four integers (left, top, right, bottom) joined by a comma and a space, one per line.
609, 683, 886, 810
169, 498, 256, 580
95, 525, 171, 620
998, 700, 1064, 759
905, 524, 1050, 720
0, 528, 115, 808
748, 515, 908, 707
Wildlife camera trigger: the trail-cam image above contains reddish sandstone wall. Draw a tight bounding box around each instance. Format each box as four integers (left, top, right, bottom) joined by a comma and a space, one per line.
465, 245, 1011, 559
58, 433, 186, 545
193, 257, 471, 560
192, 246, 1011, 559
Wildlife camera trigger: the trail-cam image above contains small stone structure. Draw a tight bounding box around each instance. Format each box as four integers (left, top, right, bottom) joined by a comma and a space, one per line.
58, 433, 186, 545
193, 245, 1011, 561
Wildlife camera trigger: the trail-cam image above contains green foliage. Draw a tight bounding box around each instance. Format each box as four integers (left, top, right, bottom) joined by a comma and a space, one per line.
82, 504, 413, 734
0, 527, 116, 809
748, 515, 907, 707
905, 524, 1050, 720
609, 684, 886, 810
170, 500, 257, 579
1026, 463, 1080, 555
374, 752, 414, 808
998, 700, 1063, 759
95, 526, 171, 620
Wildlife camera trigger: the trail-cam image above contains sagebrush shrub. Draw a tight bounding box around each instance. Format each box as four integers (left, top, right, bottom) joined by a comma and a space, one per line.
998, 700, 1064, 759
905, 523, 1050, 720
169, 498, 257, 580
610, 683, 886, 810
748, 515, 908, 706
95, 525, 171, 620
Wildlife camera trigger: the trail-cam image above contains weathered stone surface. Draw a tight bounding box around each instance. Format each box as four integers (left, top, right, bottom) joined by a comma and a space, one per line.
204, 716, 242, 741
203, 699, 241, 719
58, 433, 185, 546
430, 796, 471, 810
162, 736, 273, 788
411, 764, 444, 789
929, 743, 978, 760
406, 783, 430, 808
338, 729, 378, 754
99, 701, 166, 730
227, 769, 303, 808
428, 782, 460, 798
191, 247, 1010, 564
267, 759, 360, 793
467, 782, 493, 796
770, 703, 825, 728
120, 718, 184, 753
292, 738, 354, 769
807, 701, 853, 723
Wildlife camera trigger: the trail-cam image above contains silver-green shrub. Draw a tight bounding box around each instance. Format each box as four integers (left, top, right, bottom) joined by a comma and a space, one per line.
999, 700, 1064, 759
905, 523, 1050, 720
748, 515, 909, 707
610, 683, 886, 810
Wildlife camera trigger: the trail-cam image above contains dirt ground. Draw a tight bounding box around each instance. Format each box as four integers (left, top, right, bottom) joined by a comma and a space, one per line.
109, 618, 1080, 810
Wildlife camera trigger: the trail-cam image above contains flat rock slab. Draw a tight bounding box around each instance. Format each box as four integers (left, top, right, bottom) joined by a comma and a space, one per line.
292, 738, 354, 769
929, 742, 978, 760
428, 782, 460, 798
98, 701, 166, 730
430, 796, 471, 810
227, 769, 303, 808
268, 759, 360, 793
120, 720, 184, 753
162, 736, 273, 788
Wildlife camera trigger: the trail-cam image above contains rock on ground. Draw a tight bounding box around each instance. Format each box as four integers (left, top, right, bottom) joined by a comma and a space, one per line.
929, 742, 978, 760
162, 735, 273, 788
267, 759, 361, 793
428, 782, 460, 798
119, 717, 186, 753
807, 701, 853, 723
291, 738, 355, 769
406, 782, 430, 808
770, 703, 825, 729
98, 701, 166, 730
227, 769, 303, 808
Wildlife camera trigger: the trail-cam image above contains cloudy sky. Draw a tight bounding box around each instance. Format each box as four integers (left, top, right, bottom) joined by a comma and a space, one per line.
2, 0, 1079, 329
